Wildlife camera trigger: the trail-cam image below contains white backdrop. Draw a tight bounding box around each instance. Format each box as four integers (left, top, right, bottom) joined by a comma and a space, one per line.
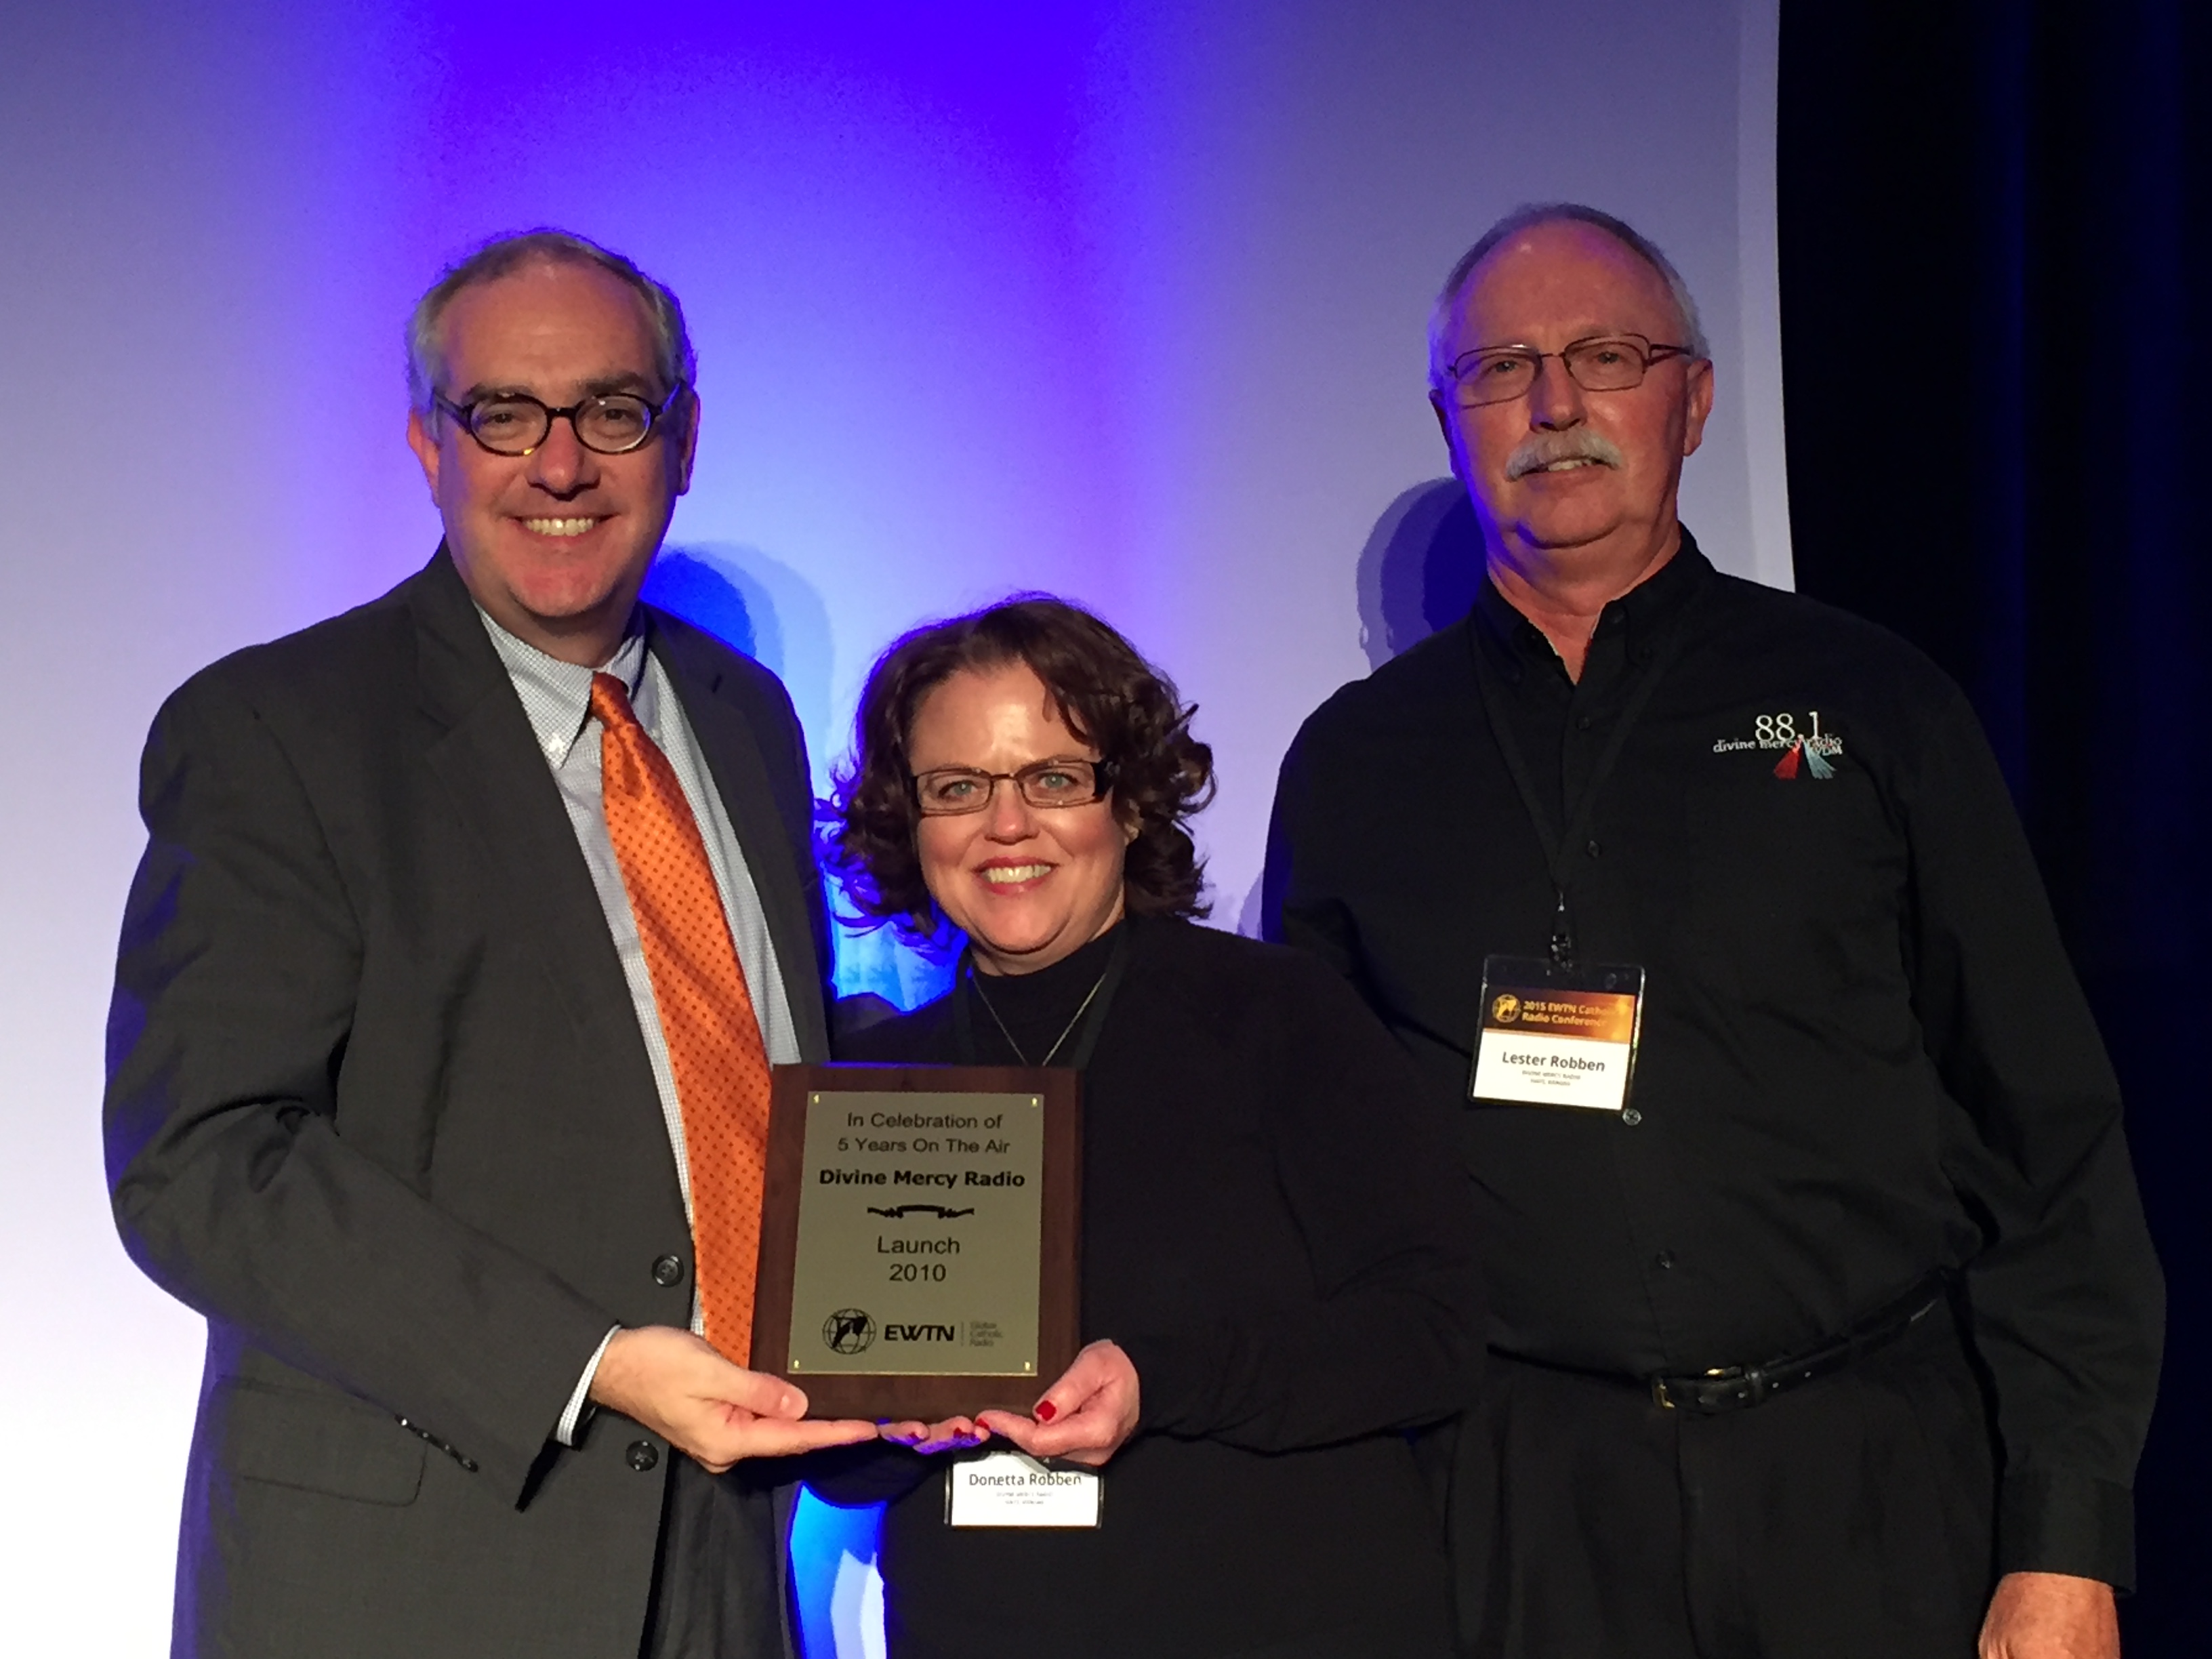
0, 1, 1784, 1648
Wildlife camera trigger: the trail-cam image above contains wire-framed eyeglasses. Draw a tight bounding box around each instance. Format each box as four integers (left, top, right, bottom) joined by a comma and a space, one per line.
1437, 334, 1693, 409
434, 382, 689, 456
912, 758, 1115, 817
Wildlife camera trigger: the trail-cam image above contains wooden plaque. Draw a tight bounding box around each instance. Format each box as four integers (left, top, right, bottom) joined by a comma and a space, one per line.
751, 1063, 1082, 1420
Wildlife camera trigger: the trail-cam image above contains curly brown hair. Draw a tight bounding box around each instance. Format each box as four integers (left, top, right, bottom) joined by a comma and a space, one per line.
823, 596, 1215, 946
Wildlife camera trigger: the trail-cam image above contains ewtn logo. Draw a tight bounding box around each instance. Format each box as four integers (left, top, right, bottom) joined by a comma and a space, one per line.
884, 1322, 958, 1343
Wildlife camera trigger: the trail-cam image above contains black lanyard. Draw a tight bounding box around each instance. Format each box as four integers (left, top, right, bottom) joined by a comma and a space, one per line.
950, 922, 1133, 1073
1466, 599, 1692, 970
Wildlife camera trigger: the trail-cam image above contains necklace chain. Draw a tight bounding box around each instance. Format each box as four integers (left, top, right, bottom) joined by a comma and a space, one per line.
968, 958, 1113, 1067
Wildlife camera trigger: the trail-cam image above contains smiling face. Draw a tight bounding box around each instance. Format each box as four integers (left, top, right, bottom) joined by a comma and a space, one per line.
1431, 219, 1712, 580
907, 661, 1136, 977
405, 258, 697, 665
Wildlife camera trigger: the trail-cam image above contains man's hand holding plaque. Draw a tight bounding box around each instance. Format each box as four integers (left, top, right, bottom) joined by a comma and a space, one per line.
590, 1326, 881, 1472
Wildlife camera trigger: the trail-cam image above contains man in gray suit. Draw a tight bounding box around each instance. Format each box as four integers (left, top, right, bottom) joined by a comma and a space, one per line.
104, 230, 876, 1658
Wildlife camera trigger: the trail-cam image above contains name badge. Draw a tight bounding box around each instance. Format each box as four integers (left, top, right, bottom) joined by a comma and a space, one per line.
944, 1450, 1103, 1528
1469, 956, 1645, 1113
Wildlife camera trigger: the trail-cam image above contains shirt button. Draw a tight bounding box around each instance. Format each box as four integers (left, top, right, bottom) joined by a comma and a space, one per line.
651, 1254, 686, 1287
1585, 839, 1601, 859
626, 1440, 661, 1473
1621, 1107, 1643, 1126
1655, 1250, 1675, 1269
1576, 714, 1594, 731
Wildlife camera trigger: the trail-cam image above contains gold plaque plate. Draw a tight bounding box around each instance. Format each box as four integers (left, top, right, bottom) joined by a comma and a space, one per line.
752, 1064, 1081, 1420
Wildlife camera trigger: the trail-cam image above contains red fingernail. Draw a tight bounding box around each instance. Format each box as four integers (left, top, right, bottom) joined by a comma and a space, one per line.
1033, 1400, 1057, 1422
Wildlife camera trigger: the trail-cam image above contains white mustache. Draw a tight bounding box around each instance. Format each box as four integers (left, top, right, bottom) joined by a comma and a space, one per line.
1504, 430, 1625, 480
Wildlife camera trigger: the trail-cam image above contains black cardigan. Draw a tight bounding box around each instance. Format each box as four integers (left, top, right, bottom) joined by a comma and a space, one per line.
813, 916, 1481, 1659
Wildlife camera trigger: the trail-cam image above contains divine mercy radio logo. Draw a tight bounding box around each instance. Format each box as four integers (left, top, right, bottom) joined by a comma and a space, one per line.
1711, 711, 1845, 780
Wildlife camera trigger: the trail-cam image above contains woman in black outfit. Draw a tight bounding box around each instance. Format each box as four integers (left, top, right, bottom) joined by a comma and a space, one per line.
817, 597, 1480, 1659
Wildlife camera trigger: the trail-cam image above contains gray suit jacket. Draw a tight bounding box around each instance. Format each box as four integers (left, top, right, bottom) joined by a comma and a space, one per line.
104, 548, 832, 1658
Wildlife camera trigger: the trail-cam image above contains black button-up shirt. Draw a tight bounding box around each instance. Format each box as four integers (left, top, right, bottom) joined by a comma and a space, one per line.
1264, 532, 2163, 1585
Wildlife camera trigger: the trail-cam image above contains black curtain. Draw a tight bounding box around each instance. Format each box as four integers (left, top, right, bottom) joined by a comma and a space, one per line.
1780, 1, 2209, 1649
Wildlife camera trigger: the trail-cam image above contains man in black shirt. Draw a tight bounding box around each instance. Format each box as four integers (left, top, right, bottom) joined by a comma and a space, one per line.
1263, 204, 2162, 1659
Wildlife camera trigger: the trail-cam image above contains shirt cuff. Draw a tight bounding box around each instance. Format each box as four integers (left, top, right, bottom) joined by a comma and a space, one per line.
1114, 1328, 1212, 1435
1996, 1469, 2137, 1591
555, 1326, 622, 1448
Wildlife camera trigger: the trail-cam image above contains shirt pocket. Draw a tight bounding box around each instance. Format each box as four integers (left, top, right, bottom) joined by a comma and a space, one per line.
1675, 765, 1905, 1007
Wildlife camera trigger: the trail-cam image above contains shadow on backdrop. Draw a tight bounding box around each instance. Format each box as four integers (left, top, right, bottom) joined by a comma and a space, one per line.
1235, 475, 1483, 942
1246, 472, 1483, 941
1355, 477, 1485, 670
644, 545, 954, 1016
647, 544, 834, 756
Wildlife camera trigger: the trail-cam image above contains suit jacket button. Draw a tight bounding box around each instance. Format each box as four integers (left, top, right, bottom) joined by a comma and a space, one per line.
626, 1440, 660, 1473
652, 1254, 686, 1287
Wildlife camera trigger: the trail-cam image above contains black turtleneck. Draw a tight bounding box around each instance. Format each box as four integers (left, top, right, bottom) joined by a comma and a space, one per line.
819, 914, 1481, 1659
958, 923, 1121, 1066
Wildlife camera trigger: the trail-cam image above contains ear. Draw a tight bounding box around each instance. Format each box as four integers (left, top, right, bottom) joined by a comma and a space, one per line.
405, 407, 443, 500
1430, 392, 1469, 484
672, 387, 701, 495
1679, 358, 1715, 458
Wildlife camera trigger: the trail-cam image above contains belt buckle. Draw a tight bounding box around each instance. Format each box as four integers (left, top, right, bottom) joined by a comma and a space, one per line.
1652, 1366, 1745, 1412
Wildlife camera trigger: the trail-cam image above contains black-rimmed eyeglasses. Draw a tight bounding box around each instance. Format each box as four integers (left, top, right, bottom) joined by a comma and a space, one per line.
434, 382, 689, 456
912, 758, 1115, 817
1437, 334, 1693, 409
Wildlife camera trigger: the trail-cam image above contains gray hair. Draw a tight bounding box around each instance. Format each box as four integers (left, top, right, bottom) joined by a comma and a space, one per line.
1427, 203, 1708, 386
405, 228, 697, 414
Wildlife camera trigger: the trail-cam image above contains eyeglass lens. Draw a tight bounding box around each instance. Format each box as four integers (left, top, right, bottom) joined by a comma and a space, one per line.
1448, 337, 1661, 408
465, 394, 658, 455
916, 760, 1103, 815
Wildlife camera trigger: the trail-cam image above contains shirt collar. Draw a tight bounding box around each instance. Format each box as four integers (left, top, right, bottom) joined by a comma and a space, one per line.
474, 606, 649, 766
1473, 525, 1715, 680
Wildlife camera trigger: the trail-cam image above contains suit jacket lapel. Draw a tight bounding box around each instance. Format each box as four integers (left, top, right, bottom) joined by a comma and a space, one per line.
647, 613, 832, 1062
405, 550, 666, 1107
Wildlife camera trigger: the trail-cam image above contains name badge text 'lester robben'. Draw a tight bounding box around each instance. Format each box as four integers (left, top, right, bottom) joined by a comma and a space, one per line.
946, 1450, 1103, 1528
1469, 958, 1645, 1112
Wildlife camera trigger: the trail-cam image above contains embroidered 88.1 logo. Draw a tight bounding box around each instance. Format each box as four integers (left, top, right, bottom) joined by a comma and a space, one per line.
1711, 711, 1845, 779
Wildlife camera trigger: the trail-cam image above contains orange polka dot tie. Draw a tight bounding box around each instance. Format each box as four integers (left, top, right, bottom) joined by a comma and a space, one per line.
591, 672, 772, 1365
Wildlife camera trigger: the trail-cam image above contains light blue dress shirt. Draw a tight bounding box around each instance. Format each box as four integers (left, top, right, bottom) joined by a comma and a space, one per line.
476, 608, 802, 1441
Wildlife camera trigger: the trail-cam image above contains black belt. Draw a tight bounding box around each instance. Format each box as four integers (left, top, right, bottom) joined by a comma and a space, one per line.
1647, 1270, 1953, 1414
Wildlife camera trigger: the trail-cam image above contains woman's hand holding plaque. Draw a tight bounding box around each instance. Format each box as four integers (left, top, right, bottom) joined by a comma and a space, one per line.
884, 1339, 1141, 1469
